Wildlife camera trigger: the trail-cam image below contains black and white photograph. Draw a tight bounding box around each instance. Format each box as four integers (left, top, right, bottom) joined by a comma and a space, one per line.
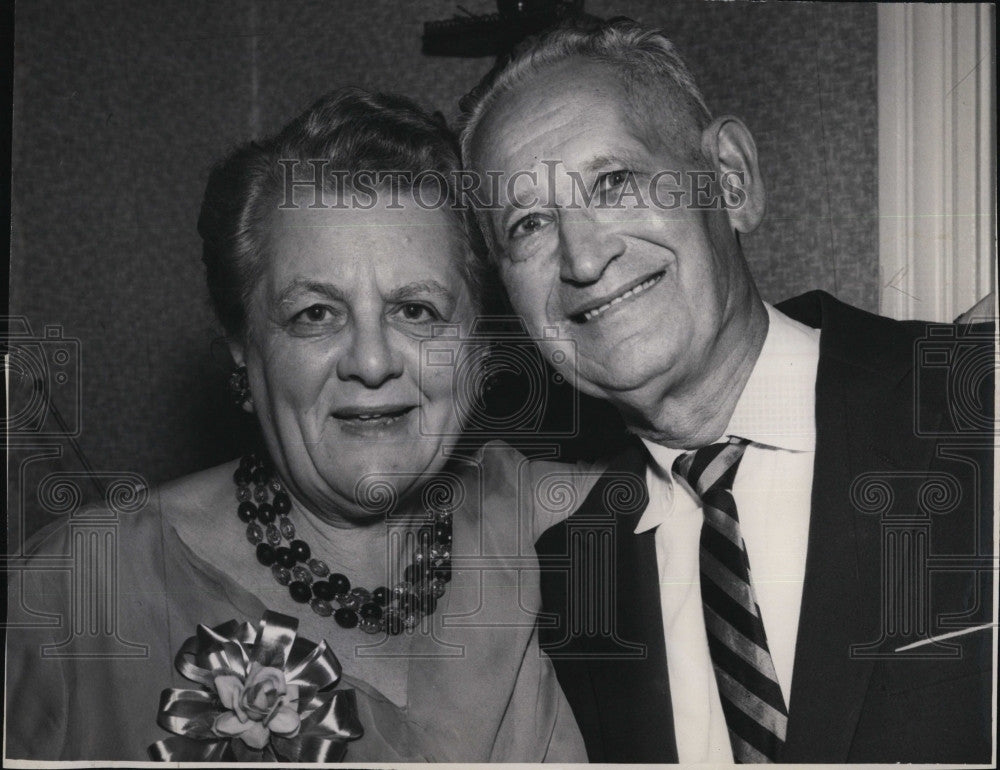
3, 1, 997, 765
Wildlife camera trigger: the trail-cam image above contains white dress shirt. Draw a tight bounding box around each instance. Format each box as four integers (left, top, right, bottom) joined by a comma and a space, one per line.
637, 303, 820, 763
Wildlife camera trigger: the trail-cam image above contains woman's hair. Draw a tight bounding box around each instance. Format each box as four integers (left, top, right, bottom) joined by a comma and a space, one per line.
199, 87, 489, 338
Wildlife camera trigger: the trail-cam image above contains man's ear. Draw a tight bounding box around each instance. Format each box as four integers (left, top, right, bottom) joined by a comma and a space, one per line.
700, 116, 765, 234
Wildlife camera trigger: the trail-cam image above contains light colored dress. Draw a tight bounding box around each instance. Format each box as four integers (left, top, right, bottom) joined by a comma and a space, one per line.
5, 442, 600, 762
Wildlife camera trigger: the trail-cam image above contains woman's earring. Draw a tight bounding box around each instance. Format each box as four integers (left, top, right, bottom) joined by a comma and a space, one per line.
228, 365, 252, 409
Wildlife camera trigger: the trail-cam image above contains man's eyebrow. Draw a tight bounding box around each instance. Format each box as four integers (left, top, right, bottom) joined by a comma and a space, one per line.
386, 281, 454, 303
275, 280, 346, 306
580, 154, 619, 175
495, 151, 649, 232
581, 151, 646, 176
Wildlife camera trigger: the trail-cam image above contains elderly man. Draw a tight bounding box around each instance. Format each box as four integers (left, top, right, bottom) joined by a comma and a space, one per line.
460, 18, 994, 764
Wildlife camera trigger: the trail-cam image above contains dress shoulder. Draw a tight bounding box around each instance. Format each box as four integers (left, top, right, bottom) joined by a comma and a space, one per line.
476, 439, 609, 540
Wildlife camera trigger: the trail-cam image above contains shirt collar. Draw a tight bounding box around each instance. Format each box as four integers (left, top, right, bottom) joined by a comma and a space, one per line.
634, 303, 820, 533
724, 303, 819, 452
634, 441, 685, 534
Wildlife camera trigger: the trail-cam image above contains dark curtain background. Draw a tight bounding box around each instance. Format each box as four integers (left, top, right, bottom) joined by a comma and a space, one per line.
8, 0, 877, 542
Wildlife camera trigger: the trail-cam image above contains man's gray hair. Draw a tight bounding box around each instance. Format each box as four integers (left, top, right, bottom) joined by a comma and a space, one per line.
459, 17, 713, 258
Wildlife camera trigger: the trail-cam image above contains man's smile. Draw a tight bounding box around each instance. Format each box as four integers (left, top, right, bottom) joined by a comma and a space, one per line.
569, 271, 665, 323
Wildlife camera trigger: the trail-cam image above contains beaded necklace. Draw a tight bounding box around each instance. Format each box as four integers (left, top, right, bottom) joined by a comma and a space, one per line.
235, 454, 453, 635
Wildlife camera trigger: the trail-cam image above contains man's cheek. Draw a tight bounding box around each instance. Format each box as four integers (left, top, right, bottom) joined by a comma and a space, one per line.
500, 273, 536, 317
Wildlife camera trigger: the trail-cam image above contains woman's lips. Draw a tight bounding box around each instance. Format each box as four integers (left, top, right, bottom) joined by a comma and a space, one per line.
331, 405, 416, 431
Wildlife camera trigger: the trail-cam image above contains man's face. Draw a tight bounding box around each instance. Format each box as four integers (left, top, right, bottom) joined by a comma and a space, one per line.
469, 59, 749, 423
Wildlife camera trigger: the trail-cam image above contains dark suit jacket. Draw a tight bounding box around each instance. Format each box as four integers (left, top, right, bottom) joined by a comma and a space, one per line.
536, 291, 995, 763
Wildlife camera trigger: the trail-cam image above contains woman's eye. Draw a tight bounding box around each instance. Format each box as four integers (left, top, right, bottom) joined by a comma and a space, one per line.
292, 305, 334, 325
397, 303, 440, 323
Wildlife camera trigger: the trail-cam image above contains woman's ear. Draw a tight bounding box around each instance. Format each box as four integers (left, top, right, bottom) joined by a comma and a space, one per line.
700, 116, 766, 234
227, 338, 254, 413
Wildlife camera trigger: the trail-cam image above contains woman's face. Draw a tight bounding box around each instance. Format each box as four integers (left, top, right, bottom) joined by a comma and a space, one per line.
236, 194, 478, 524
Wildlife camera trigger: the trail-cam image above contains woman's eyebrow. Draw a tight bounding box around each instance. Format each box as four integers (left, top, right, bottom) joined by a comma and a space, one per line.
275, 279, 346, 306
274, 279, 455, 307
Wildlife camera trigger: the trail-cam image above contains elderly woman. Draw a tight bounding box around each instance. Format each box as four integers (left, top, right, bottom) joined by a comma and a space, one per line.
5, 89, 596, 762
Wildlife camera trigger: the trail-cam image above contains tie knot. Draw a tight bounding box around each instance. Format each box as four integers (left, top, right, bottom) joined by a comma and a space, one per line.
672, 437, 750, 497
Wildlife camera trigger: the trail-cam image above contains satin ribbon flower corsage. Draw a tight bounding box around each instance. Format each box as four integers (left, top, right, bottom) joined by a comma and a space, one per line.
148, 610, 363, 762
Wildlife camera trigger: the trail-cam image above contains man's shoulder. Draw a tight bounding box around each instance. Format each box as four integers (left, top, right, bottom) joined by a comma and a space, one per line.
777, 290, 995, 336
786, 291, 994, 508
777, 290, 958, 344
777, 290, 995, 386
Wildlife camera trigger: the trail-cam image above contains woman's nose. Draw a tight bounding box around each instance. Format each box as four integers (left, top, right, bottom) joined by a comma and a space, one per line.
336, 319, 403, 387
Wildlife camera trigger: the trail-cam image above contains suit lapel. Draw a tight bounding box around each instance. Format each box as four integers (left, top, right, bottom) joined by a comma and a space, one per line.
781, 348, 879, 761
537, 441, 678, 762
779, 292, 939, 762
590, 505, 678, 762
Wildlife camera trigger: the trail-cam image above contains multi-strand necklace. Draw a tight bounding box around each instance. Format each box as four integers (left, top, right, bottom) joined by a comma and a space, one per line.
235, 454, 453, 635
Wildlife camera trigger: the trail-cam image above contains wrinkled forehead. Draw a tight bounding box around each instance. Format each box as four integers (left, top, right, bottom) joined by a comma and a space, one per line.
469, 66, 673, 223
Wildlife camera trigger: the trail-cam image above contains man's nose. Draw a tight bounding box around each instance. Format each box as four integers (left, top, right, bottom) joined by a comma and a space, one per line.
336, 317, 403, 388
557, 211, 625, 284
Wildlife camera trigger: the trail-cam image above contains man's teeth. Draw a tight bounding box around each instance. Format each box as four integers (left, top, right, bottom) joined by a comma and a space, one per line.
582, 275, 661, 321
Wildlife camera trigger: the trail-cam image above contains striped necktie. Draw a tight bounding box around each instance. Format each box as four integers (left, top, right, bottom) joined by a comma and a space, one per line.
673, 438, 788, 763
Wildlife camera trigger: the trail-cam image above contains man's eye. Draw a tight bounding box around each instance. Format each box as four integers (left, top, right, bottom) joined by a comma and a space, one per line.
508, 212, 547, 239
598, 169, 633, 191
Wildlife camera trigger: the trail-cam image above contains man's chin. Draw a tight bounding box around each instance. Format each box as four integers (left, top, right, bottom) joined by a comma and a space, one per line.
580, 363, 667, 404
583, 369, 681, 427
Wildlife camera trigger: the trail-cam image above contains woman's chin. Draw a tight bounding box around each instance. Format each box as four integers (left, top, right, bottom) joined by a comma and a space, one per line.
314, 456, 447, 517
